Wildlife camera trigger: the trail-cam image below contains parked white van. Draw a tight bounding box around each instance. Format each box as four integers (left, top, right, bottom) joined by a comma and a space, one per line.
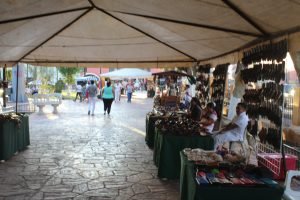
75, 73, 100, 86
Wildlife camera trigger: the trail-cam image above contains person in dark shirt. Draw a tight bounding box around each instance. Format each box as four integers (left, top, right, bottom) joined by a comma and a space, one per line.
189, 97, 201, 121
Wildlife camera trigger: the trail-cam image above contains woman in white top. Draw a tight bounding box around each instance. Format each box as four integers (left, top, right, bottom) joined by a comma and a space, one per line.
200, 102, 218, 133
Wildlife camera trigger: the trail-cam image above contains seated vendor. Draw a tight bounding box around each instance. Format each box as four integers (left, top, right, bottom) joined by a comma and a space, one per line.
188, 97, 201, 121
214, 102, 249, 150
199, 102, 218, 133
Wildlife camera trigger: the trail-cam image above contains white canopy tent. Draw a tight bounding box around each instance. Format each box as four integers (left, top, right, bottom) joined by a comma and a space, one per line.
100, 68, 152, 80
0, 0, 299, 68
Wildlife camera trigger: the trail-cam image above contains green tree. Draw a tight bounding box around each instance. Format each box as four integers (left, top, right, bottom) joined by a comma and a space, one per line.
54, 79, 65, 93
6, 68, 12, 81
38, 67, 55, 82
58, 67, 81, 85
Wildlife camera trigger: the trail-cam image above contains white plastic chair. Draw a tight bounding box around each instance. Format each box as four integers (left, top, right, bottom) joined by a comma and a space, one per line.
229, 128, 249, 157
283, 170, 300, 200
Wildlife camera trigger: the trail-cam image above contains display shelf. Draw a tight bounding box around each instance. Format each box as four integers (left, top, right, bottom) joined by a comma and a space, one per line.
241, 40, 287, 150
242, 39, 288, 178
195, 64, 211, 108
211, 63, 229, 122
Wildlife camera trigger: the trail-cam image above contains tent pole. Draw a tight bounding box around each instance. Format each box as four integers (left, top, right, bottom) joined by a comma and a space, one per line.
2, 65, 6, 107
15, 63, 19, 113
27, 63, 29, 84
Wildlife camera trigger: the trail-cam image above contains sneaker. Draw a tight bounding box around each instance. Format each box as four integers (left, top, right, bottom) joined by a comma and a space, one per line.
88, 111, 90, 115
104, 112, 106, 115
91, 113, 94, 116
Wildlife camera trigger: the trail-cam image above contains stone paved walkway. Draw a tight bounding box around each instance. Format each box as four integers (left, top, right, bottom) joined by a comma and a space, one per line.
0, 92, 180, 200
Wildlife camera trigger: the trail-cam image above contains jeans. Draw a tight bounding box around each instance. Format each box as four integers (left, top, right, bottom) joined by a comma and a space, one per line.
127, 92, 132, 102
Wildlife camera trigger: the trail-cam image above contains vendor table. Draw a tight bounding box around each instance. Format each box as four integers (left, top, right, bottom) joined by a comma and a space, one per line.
0, 115, 30, 160
180, 151, 284, 200
153, 129, 214, 179
145, 114, 163, 148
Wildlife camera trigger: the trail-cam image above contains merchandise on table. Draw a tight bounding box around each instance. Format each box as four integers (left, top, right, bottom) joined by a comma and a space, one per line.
183, 148, 281, 188
195, 164, 279, 187
153, 95, 161, 107
0, 113, 23, 127
151, 105, 180, 115
155, 115, 206, 136
146, 109, 189, 149
183, 148, 222, 164
183, 148, 245, 165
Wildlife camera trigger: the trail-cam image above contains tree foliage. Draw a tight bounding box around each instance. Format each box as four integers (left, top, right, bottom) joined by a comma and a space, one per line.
58, 67, 81, 85
54, 79, 65, 93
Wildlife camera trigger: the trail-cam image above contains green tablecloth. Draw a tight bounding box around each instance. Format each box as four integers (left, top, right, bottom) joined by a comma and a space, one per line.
145, 114, 165, 148
180, 152, 284, 200
0, 115, 30, 160
153, 129, 214, 179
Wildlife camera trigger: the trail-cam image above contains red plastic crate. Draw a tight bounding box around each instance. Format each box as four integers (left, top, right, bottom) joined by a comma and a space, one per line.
257, 153, 298, 180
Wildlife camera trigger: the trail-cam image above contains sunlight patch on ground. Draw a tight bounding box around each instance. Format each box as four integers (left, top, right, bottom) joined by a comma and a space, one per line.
45, 114, 60, 120
118, 122, 146, 136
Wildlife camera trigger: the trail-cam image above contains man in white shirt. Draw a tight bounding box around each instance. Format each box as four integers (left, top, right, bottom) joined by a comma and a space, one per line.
214, 102, 249, 150
114, 81, 122, 102
74, 84, 82, 102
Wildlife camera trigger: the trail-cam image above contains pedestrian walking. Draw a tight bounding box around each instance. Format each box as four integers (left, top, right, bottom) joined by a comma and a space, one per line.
126, 82, 134, 103
87, 80, 98, 116
114, 81, 122, 102
102, 81, 114, 115
81, 84, 87, 102
74, 84, 82, 102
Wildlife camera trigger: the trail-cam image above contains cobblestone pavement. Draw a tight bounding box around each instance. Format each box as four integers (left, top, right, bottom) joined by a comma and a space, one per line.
0, 92, 180, 200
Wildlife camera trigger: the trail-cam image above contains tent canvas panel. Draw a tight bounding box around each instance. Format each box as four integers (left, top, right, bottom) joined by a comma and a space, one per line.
93, 0, 260, 34
0, 0, 299, 66
0, 10, 87, 61
0, 0, 89, 21
23, 10, 191, 63
230, 0, 300, 33
112, 12, 256, 60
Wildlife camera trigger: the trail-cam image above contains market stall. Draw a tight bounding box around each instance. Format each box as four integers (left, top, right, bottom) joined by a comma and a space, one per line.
153, 126, 213, 179
0, 113, 30, 161
180, 150, 284, 200
145, 70, 197, 149
240, 39, 299, 178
